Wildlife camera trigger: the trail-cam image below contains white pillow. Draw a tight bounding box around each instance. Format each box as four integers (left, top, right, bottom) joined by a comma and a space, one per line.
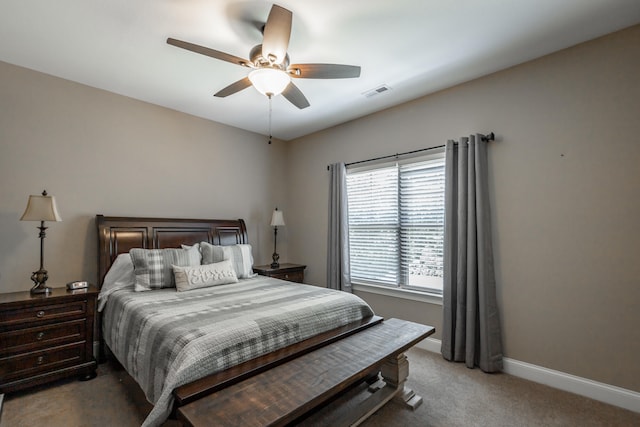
173, 260, 238, 292
200, 242, 257, 279
97, 253, 135, 311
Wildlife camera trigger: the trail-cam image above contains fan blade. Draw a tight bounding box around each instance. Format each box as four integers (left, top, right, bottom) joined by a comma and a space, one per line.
214, 77, 252, 98
288, 64, 361, 79
282, 82, 310, 109
167, 38, 251, 67
262, 5, 292, 64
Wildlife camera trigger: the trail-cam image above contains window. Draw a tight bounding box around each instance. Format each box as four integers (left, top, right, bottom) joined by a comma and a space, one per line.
346, 152, 445, 294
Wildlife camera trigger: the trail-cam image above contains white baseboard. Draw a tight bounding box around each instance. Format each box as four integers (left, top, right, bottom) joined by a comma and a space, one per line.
414, 337, 640, 413
415, 337, 442, 354
502, 358, 640, 413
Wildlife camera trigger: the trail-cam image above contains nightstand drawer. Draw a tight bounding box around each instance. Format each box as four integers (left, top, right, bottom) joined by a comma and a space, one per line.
0, 342, 86, 382
271, 271, 304, 283
0, 319, 86, 356
0, 300, 87, 328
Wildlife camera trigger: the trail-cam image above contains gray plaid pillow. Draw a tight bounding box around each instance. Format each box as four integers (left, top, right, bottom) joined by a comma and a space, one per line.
200, 242, 256, 279
130, 246, 201, 291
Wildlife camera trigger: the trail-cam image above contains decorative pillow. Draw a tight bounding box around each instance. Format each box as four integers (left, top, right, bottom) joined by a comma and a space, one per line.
173, 260, 238, 292
181, 242, 200, 251
200, 242, 257, 279
130, 246, 201, 291
181, 243, 202, 263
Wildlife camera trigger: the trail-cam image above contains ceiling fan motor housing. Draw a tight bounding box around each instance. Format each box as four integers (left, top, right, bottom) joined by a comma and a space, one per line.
250, 44, 289, 71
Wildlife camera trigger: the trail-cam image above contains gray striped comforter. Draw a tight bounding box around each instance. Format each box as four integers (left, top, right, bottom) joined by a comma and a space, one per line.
102, 276, 374, 427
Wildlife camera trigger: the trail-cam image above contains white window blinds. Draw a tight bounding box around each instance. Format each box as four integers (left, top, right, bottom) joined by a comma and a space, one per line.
347, 165, 399, 286
346, 154, 445, 293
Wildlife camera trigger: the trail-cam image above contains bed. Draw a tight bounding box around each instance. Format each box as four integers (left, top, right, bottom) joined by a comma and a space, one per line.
95, 215, 382, 427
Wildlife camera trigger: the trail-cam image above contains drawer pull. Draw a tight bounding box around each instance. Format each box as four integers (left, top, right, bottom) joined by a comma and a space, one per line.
36, 332, 45, 340
36, 356, 45, 365
36, 310, 45, 318
284, 274, 289, 279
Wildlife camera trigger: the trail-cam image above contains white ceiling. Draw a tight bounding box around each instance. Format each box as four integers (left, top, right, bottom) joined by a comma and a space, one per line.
2, 1, 639, 141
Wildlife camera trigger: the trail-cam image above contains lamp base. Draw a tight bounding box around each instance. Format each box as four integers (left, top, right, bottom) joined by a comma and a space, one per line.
271, 252, 280, 269
30, 285, 52, 295
30, 268, 51, 295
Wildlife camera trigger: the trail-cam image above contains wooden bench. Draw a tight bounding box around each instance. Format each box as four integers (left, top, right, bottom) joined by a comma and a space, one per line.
173, 315, 384, 407
177, 318, 435, 427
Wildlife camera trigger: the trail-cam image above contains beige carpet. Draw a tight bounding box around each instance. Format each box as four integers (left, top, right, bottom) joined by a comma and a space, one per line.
1, 348, 638, 426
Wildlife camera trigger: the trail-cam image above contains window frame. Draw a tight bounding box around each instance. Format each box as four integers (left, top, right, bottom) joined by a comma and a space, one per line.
346, 149, 445, 301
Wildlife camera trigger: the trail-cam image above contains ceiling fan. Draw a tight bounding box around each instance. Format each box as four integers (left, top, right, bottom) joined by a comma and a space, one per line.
167, 4, 361, 109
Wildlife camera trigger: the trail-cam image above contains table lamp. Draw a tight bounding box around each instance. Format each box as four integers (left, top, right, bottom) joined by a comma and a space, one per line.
270, 208, 285, 268
20, 190, 62, 294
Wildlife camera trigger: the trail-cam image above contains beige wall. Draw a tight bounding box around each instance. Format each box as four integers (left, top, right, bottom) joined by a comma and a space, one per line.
287, 25, 640, 392
0, 61, 289, 294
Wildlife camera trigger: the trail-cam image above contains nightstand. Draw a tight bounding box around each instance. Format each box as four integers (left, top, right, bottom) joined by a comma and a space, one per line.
253, 263, 306, 283
0, 285, 98, 393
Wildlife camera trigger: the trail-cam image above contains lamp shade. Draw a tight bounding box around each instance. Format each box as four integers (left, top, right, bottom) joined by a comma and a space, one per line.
249, 68, 291, 96
270, 209, 285, 227
20, 192, 62, 222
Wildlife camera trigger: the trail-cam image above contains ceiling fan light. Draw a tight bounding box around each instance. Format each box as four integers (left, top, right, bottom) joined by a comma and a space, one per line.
249, 68, 291, 96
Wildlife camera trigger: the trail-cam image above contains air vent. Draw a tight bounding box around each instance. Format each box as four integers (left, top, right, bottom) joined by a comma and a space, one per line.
363, 84, 392, 98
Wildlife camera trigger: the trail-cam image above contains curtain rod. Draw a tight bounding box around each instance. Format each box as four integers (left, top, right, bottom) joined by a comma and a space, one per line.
327, 132, 494, 170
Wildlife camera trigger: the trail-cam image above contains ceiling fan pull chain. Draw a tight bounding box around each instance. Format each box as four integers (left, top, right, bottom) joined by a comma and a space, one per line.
268, 94, 273, 144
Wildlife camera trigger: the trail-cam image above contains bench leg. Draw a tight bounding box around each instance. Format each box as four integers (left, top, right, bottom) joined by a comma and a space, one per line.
299, 353, 423, 427
381, 353, 423, 410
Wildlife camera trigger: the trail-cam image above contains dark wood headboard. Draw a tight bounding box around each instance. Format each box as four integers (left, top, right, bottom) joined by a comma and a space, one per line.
96, 215, 248, 288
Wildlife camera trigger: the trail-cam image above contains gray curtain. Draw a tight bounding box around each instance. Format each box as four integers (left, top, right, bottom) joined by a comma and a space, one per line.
441, 135, 503, 372
327, 162, 351, 292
